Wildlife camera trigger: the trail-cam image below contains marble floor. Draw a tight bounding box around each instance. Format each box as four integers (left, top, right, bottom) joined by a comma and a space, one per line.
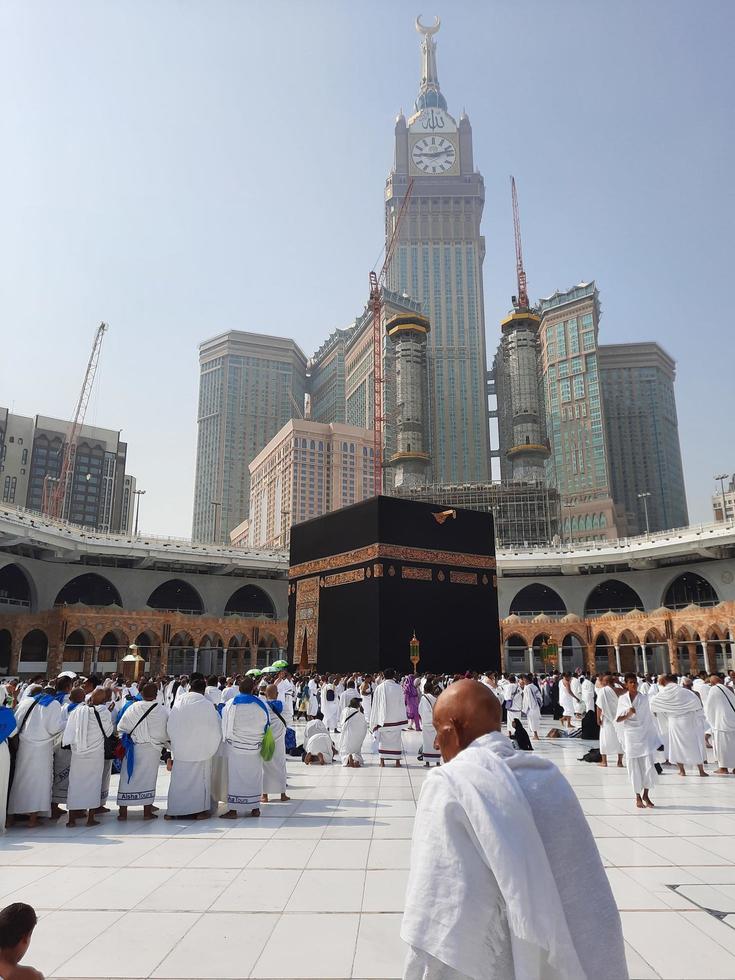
2, 724, 735, 979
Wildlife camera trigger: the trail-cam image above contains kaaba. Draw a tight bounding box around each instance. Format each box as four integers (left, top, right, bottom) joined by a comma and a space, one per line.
287, 495, 500, 675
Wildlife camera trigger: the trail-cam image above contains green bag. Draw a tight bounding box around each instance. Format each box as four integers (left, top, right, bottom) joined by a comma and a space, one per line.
260, 725, 275, 761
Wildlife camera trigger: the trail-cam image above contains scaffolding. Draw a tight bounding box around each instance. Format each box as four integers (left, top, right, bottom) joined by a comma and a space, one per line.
391, 480, 561, 549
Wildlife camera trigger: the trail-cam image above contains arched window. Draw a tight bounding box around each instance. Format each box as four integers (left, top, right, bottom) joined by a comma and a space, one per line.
663, 572, 719, 609
585, 580, 644, 616
55, 573, 122, 607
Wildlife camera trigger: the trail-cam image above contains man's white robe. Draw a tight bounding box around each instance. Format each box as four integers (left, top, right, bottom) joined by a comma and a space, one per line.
52, 702, 79, 804
0, 718, 18, 831
650, 685, 706, 766
304, 718, 333, 762
338, 706, 368, 766
276, 678, 295, 726
338, 687, 361, 717
8, 697, 64, 816
64, 704, 113, 810
262, 703, 287, 794
321, 684, 339, 730
222, 698, 266, 813
418, 694, 439, 762
616, 693, 659, 794
402, 731, 627, 980
371, 679, 407, 760
505, 682, 523, 733
166, 692, 222, 816
596, 686, 623, 757
581, 678, 596, 713
521, 684, 542, 736
204, 685, 223, 706
704, 683, 735, 768
116, 700, 168, 807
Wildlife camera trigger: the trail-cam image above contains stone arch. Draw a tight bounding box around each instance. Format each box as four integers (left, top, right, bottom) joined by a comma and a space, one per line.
133, 630, 162, 674
0, 562, 34, 611
561, 632, 586, 672
147, 580, 203, 615
617, 628, 641, 673
584, 580, 644, 616
19, 628, 48, 672
225, 584, 275, 618
63, 627, 96, 671
504, 633, 529, 673
197, 633, 225, 677
509, 583, 566, 617
663, 571, 719, 610
226, 634, 251, 673
168, 631, 196, 675
0, 628, 12, 674
256, 632, 281, 668
55, 573, 122, 608
593, 631, 613, 673
98, 629, 130, 670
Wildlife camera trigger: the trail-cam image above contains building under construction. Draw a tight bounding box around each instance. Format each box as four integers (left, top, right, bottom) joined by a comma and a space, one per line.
391, 480, 560, 549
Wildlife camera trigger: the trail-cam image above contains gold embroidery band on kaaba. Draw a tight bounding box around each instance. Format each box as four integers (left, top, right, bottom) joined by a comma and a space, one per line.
289, 543, 496, 579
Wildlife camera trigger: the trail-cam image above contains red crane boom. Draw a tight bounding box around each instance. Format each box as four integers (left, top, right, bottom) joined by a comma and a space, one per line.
511, 176, 528, 310
45, 322, 108, 520
370, 177, 414, 494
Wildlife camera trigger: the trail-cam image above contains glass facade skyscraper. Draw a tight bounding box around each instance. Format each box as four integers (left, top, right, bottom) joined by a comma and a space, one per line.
192, 331, 307, 544
599, 342, 688, 534
539, 282, 620, 541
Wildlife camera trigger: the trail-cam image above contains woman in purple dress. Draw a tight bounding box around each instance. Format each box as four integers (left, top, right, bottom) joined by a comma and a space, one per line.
402, 675, 422, 731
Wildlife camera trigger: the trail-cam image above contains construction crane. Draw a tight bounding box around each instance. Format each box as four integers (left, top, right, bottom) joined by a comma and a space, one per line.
45, 322, 108, 520
511, 175, 529, 310
370, 176, 414, 494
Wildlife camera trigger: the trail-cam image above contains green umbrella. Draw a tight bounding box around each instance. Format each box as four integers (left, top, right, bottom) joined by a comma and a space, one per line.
262, 665, 279, 674
246, 668, 262, 677
272, 660, 288, 669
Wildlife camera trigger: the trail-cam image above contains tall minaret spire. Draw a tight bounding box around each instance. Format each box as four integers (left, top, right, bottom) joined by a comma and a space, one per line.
415, 15, 447, 111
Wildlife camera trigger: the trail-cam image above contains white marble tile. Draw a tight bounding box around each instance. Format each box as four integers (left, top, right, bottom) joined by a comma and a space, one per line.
30, 909, 122, 976
621, 910, 735, 979
605, 869, 669, 910
56, 910, 199, 977
186, 838, 264, 867
248, 838, 317, 868
0, 864, 57, 900
309, 839, 371, 869
152, 911, 280, 977
372, 816, 415, 839
368, 838, 412, 870
352, 912, 405, 978
251, 912, 360, 977
135, 867, 237, 911
67, 866, 177, 910
362, 869, 409, 912
625, 941, 661, 979
211, 867, 302, 912
286, 869, 366, 912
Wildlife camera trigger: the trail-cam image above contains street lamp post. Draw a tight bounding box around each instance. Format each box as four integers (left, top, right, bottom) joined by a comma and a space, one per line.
715, 474, 729, 522
637, 491, 652, 535
133, 489, 146, 536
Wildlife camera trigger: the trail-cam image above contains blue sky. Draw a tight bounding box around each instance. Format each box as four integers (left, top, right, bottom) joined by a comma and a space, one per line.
1, 0, 733, 535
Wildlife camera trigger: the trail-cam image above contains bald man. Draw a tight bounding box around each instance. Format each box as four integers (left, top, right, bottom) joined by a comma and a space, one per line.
401, 680, 627, 980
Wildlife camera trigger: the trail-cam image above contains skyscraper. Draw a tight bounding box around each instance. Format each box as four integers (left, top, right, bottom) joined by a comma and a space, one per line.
385, 18, 490, 484
192, 331, 307, 544
247, 420, 375, 549
599, 342, 688, 534
0, 407, 132, 533
539, 282, 621, 541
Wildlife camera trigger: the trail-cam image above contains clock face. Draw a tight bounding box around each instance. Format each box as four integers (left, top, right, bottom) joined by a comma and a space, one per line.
411, 136, 456, 174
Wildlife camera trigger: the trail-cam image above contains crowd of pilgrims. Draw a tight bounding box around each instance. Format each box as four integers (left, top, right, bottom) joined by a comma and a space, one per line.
0, 663, 733, 828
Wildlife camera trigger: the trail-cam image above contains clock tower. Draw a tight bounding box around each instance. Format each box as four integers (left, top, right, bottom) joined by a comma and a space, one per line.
386, 17, 490, 485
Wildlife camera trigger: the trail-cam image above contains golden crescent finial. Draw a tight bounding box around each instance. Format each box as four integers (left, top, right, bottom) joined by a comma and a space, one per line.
416, 14, 441, 36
